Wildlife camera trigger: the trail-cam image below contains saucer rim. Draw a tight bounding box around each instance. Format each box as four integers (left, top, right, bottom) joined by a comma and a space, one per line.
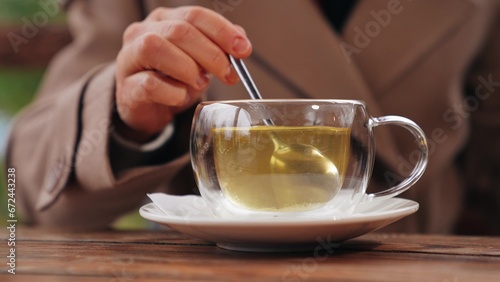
139, 197, 419, 227
139, 197, 419, 252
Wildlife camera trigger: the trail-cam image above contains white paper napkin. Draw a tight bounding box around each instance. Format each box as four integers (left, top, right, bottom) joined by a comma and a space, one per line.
147, 193, 214, 218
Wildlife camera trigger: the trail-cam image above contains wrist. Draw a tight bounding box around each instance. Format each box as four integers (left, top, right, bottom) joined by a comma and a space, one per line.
111, 109, 175, 151
111, 109, 160, 144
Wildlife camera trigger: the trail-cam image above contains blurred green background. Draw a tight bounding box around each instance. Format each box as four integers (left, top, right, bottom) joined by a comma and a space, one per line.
0, 0, 145, 229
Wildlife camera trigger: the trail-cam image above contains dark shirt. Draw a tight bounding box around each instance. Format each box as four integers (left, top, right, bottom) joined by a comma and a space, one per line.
317, 0, 359, 33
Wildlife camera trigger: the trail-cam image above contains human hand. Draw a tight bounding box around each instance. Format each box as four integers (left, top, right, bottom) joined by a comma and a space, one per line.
114, 6, 252, 142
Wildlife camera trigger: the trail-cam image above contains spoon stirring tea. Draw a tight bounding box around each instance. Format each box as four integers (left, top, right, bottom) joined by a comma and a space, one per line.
229, 55, 341, 210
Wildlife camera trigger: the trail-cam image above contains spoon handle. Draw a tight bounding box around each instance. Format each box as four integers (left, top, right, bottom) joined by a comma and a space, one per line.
229, 55, 275, 126
229, 55, 264, 100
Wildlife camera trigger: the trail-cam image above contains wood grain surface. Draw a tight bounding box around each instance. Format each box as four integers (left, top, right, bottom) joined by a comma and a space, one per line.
1, 227, 499, 281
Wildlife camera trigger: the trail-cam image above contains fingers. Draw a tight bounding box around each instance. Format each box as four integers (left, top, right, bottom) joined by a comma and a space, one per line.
146, 6, 252, 57
142, 20, 240, 83
119, 70, 207, 109
122, 7, 251, 85
116, 70, 206, 133
117, 32, 212, 89
115, 6, 251, 134
158, 20, 241, 83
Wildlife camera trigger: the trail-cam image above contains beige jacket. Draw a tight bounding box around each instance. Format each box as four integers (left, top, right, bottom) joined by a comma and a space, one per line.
7, 0, 500, 232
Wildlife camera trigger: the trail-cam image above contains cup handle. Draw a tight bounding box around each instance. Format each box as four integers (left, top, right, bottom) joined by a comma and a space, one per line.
368, 115, 429, 201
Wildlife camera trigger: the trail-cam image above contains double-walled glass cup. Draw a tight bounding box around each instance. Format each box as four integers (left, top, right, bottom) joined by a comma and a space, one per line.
190, 100, 428, 218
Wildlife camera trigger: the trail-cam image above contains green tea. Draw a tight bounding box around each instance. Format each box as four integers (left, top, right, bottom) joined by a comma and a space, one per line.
213, 126, 351, 212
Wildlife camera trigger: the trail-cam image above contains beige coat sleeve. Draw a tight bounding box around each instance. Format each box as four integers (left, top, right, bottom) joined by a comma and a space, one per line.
6, 0, 194, 229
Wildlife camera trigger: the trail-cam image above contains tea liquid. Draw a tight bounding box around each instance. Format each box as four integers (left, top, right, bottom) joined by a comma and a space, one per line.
213, 126, 351, 211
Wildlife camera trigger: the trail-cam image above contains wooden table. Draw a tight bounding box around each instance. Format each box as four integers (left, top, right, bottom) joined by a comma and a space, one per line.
1, 227, 499, 281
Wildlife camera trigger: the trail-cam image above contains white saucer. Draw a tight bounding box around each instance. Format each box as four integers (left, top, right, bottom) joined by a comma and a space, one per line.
139, 194, 418, 252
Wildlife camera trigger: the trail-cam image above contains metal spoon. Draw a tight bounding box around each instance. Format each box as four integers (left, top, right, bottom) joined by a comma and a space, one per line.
229, 55, 341, 209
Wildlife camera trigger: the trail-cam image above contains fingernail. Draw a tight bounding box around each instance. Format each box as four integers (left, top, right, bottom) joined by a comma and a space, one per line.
233, 37, 250, 54
197, 73, 210, 89
225, 66, 238, 84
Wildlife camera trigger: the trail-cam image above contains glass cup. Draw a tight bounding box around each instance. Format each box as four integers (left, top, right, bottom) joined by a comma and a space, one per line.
190, 99, 428, 218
